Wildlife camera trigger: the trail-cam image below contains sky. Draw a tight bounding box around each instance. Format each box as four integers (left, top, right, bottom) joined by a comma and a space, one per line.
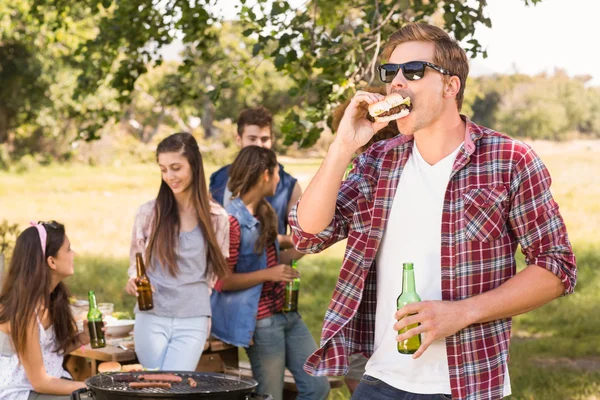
161, 0, 599, 85
468, 0, 599, 85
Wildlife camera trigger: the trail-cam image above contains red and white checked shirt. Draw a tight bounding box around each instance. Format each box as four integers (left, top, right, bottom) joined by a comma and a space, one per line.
289, 117, 576, 400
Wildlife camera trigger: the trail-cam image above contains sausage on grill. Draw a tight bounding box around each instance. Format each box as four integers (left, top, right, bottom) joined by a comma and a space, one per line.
113, 375, 136, 383
138, 374, 182, 383
129, 382, 172, 389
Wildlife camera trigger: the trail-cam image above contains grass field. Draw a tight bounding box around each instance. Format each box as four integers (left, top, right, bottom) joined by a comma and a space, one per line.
1, 140, 599, 399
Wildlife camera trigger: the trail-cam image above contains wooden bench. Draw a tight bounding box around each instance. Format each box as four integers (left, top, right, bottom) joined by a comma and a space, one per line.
230, 361, 343, 400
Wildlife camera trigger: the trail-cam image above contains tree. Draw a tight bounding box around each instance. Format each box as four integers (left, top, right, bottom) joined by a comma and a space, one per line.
6, 0, 544, 146
233, 0, 543, 146
0, 0, 119, 156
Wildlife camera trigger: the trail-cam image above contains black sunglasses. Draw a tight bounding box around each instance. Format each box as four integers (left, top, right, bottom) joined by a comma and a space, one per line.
377, 61, 451, 83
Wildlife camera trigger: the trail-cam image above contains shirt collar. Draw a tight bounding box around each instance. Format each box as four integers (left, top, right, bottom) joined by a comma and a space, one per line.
383, 115, 483, 154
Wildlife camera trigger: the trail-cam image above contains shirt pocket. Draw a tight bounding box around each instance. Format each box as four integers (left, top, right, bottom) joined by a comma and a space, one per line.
463, 186, 509, 242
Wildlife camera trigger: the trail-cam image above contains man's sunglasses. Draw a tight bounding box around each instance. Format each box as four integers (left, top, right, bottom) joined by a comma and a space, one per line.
377, 61, 452, 83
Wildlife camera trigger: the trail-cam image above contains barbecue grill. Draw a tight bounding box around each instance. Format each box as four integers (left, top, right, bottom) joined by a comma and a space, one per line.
70, 371, 272, 400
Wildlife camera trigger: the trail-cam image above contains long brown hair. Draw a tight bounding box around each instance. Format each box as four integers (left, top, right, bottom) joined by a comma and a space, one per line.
146, 132, 228, 278
0, 221, 77, 356
228, 146, 278, 253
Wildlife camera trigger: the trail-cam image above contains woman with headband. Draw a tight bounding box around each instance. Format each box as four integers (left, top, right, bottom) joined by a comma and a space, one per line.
0, 221, 90, 400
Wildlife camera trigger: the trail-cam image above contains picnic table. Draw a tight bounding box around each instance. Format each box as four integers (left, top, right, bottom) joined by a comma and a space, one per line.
65, 336, 239, 379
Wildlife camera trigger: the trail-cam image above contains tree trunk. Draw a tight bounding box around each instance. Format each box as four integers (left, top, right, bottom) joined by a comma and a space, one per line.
201, 101, 215, 138
0, 105, 10, 145
144, 108, 165, 143
0, 253, 5, 286
171, 109, 193, 133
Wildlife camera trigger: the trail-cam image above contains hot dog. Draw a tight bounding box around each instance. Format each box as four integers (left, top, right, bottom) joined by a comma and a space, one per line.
138, 374, 182, 383
129, 382, 172, 389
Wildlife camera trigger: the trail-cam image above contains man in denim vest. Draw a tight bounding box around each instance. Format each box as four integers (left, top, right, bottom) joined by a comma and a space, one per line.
210, 107, 302, 251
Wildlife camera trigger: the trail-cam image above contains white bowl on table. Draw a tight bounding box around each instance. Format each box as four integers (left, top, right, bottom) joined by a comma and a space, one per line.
105, 319, 135, 337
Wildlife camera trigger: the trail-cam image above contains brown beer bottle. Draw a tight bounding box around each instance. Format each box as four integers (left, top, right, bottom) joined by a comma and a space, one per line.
135, 252, 153, 311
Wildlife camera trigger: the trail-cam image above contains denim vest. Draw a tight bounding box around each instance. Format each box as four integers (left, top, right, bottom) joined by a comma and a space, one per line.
209, 163, 297, 235
210, 198, 280, 347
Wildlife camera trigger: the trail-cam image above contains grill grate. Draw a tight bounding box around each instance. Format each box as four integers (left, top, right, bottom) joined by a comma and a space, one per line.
87, 372, 257, 394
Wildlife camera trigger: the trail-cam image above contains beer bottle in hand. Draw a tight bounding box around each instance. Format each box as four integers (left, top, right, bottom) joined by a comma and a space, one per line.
87, 290, 106, 349
135, 252, 153, 311
283, 260, 300, 312
397, 262, 421, 354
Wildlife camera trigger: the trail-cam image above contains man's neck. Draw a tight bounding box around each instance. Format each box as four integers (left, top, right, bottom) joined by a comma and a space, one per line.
413, 111, 465, 166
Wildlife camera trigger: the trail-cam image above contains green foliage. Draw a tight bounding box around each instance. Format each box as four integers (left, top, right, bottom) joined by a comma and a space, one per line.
0, 42, 48, 142
9, 0, 538, 146
0, 0, 120, 156
0, 220, 20, 260
465, 72, 600, 140
67, 255, 136, 313
236, 0, 502, 147
0, 144, 10, 171
5, 0, 599, 151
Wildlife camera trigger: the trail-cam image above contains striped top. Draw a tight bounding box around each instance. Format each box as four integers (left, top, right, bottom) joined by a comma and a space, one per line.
214, 216, 284, 319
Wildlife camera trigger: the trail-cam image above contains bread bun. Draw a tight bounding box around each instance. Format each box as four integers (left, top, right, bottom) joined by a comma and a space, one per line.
98, 361, 122, 373
368, 93, 411, 122
121, 363, 144, 372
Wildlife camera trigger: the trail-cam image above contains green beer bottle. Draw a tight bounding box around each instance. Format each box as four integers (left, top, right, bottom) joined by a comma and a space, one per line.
396, 262, 421, 354
87, 290, 106, 349
283, 260, 300, 312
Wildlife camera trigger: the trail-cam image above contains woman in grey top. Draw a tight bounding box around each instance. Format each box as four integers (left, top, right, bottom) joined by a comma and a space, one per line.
126, 132, 230, 371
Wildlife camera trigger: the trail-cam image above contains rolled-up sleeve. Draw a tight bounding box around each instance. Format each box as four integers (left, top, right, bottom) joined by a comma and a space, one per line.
210, 201, 230, 259
508, 148, 577, 295
289, 156, 369, 254
128, 203, 153, 279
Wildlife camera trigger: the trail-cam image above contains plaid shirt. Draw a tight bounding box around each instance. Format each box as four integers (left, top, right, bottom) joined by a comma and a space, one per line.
289, 117, 576, 400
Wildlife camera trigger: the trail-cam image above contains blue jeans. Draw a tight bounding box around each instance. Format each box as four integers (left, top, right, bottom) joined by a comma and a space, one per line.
352, 375, 452, 400
246, 312, 329, 400
134, 313, 209, 371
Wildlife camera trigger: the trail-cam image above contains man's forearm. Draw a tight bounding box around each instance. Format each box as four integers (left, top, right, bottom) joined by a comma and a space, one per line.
296, 141, 354, 234
462, 265, 565, 325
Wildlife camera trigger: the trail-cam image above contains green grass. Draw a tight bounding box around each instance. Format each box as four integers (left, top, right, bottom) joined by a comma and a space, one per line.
63, 250, 599, 399
1, 142, 599, 399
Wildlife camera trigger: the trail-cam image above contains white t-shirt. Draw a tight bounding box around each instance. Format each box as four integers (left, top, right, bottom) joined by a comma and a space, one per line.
365, 142, 511, 396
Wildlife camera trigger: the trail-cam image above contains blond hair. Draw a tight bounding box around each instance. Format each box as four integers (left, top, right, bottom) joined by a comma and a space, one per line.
380, 23, 469, 111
